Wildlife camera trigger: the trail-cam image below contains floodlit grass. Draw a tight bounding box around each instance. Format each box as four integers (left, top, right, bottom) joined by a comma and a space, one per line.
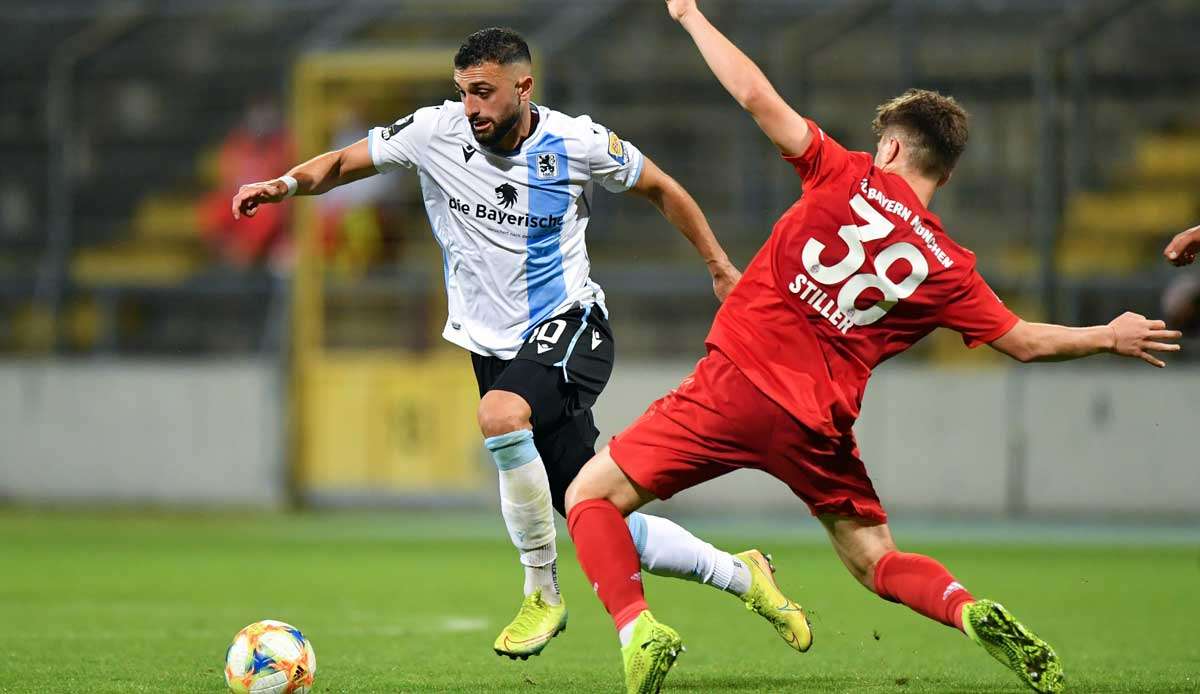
0, 510, 1196, 692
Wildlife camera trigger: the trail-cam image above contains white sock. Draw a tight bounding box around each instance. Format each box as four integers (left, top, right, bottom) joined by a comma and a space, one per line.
485, 430, 562, 605
627, 512, 752, 596
521, 544, 561, 604
618, 616, 642, 648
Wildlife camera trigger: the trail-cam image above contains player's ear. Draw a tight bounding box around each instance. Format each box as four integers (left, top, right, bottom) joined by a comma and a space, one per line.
937, 169, 953, 188
515, 73, 534, 104
885, 137, 902, 167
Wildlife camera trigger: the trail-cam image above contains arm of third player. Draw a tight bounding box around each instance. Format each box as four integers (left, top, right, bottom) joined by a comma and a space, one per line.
990, 314, 1182, 368
230, 138, 377, 220
628, 156, 742, 302
1164, 223, 1200, 266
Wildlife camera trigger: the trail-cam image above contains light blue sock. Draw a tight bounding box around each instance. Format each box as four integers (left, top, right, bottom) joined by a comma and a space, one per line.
484, 429, 540, 471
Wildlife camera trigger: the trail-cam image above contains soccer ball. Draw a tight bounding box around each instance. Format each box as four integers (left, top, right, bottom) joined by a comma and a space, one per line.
224, 620, 317, 694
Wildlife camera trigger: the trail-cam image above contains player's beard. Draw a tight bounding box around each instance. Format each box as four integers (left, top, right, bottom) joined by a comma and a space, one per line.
473, 102, 523, 148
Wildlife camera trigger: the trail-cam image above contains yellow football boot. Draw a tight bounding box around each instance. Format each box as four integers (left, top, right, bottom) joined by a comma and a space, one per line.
493, 590, 567, 660
962, 599, 1064, 693
735, 549, 813, 652
621, 611, 684, 694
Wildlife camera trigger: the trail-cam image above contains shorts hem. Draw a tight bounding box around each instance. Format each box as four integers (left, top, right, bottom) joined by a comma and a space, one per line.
808, 499, 888, 525
608, 436, 674, 501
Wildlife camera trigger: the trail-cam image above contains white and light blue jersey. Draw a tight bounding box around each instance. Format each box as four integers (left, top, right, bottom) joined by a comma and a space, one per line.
368, 101, 645, 359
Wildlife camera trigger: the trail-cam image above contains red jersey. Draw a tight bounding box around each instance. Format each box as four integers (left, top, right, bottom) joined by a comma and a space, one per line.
707, 119, 1018, 438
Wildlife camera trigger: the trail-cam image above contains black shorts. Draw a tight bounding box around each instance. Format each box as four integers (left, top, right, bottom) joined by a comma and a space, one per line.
472, 305, 615, 515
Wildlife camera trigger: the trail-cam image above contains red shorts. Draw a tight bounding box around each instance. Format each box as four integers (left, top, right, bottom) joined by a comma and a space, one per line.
610, 348, 887, 524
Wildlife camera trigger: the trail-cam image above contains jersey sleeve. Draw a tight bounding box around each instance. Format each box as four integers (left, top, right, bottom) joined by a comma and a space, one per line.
368, 105, 440, 173
583, 120, 646, 193
937, 269, 1020, 348
781, 118, 857, 189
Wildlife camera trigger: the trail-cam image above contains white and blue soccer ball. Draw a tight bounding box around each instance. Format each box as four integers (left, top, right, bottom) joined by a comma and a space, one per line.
224, 620, 317, 694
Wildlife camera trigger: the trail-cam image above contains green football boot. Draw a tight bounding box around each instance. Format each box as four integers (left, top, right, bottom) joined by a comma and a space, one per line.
493, 590, 567, 660
622, 611, 684, 694
962, 599, 1065, 693
735, 549, 813, 652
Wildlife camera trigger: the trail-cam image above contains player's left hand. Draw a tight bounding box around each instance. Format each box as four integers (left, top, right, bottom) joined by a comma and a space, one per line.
1164, 224, 1200, 266
710, 261, 741, 302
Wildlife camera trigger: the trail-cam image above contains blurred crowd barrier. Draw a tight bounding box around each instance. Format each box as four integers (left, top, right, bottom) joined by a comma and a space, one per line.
3, 359, 1197, 520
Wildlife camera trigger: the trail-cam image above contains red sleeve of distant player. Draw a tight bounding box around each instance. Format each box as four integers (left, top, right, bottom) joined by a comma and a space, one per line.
937, 270, 1020, 348
782, 118, 855, 188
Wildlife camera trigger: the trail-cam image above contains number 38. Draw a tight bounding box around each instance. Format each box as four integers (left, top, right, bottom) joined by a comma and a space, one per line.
801, 194, 928, 326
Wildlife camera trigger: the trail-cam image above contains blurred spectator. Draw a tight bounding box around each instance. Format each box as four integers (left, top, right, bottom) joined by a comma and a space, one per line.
198, 97, 294, 267
1162, 271, 1200, 339
317, 104, 393, 276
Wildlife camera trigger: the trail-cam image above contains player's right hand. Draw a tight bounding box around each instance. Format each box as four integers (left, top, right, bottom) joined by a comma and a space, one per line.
1163, 224, 1200, 266
1107, 312, 1182, 368
231, 179, 290, 220
665, 0, 698, 22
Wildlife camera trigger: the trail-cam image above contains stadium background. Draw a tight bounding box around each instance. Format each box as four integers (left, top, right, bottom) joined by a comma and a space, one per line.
1, 1, 1198, 692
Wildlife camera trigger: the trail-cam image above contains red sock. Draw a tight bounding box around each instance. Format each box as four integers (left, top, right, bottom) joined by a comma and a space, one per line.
566, 499, 648, 630
872, 551, 974, 631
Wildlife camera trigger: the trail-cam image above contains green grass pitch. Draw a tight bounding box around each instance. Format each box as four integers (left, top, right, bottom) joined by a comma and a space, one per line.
1, 509, 1196, 693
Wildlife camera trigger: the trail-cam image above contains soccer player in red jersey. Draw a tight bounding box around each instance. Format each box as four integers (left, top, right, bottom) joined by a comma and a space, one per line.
562, 2, 1184, 692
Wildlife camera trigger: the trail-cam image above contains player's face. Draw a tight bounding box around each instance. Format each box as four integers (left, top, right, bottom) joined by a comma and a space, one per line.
453, 61, 532, 147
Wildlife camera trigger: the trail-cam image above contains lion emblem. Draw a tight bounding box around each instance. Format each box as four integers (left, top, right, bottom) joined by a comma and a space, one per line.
495, 183, 518, 209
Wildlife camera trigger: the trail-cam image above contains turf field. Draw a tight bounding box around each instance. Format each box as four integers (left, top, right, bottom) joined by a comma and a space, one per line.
1, 509, 1197, 693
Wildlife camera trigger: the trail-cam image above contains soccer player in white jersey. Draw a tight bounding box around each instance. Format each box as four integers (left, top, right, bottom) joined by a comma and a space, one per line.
232, 28, 810, 661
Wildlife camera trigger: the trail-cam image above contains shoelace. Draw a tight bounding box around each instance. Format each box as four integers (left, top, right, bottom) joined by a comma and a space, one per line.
510, 595, 547, 632
744, 592, 790, 629
641, 630, 680, 661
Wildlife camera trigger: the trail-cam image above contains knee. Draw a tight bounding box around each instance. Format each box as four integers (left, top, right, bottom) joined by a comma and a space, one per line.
477, 391, 532, 438
565, 449, 644, 518
564, 460, 614, 516
563, 476, 595, 517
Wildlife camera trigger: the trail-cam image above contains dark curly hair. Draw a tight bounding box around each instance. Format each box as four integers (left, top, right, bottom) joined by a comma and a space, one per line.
454, 27, 532, 70
872, 89, 969, 180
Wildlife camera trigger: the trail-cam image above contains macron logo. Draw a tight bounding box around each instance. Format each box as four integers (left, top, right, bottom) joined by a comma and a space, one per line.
943, 581, 965, 601
591, 329, 602, 350
537, 343, 553, 354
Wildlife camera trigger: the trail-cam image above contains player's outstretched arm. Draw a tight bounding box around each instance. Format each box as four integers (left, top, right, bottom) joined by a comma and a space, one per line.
1164, 223, 1200, 266
231, 138, 377, 220
629, 156, 741, 301
666, 0, 811, 156
990, 313, 1182, 367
